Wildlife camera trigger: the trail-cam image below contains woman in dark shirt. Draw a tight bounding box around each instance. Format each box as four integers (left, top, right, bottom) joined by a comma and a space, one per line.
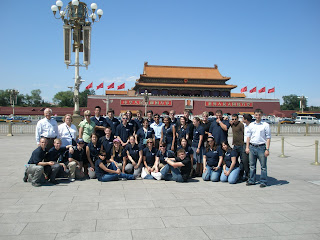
86, 133, 101, 179
135, 119, 155, 148
176, 116, 189, 146
110, 138, 126, 173
220, 141, 240, 184
95, 150, 135, 182
142, 138, 158, 179
160, 116, 176, 151
202, 136, 223, 182
192, 117, 205, 177
124, 135, 143, 177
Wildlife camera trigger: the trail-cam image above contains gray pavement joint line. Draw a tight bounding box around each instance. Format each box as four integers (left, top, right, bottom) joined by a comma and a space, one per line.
183, 206, 192, 216
94, 219, 97, 232
62, 211, 67, 221
130, 229, 134, 240
276, 211, 297, 222
18, 222, 29, 236
199, 226, 214, 240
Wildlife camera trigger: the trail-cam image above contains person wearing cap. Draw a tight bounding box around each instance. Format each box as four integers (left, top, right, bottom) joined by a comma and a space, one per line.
202, 136, 224, 182
110, 138, 126, 172
35, 108, 58, 150
95, 150, 135, 182
67, 138, 86, 181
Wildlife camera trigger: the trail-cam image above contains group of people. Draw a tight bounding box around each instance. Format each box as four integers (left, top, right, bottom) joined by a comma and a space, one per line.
25, 106, 271, 188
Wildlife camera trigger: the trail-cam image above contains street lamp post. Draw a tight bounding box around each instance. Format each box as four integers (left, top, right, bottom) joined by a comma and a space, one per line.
51, 0, 103, 117
298, 95, 308, 113
141, 90, 151, 117
7, 89, 19, 117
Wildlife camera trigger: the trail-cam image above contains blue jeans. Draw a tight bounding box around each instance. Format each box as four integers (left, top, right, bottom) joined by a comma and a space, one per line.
160, 164, 184, 182
191, 146, 204, 164
202, 165, 222, 182
220, 166, 240, 184
99, 162, 135, 182
248, 145, 267, 184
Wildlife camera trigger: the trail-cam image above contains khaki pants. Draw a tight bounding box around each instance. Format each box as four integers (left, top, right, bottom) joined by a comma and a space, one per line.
67, 161, 84, 179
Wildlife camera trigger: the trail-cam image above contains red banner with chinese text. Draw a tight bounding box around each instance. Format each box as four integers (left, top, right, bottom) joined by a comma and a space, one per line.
205, 101, 253, 108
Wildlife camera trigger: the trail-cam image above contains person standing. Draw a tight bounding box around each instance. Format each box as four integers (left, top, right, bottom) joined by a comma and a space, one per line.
58, 114, 78, 147
79, 110, 96, 144
191, 117, 204, 176
209, 110, 230, 146
241, 114, 253, 181
91, 106, 109, 139
150, 114, 164, 149
230, 114, 245, 180
105, 109, 119, 133
169, 110, 177, 126
115, 114, 134, 147
35, 108, 58, 150
245, 109, 271, 188
134, 110, 144, 130
146, 110, 154, 125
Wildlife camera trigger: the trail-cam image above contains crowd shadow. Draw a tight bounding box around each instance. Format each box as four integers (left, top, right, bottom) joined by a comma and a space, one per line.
255, 174, 289, 186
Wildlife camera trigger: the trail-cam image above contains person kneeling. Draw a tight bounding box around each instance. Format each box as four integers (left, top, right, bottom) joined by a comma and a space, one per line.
95, 150, 135, 182
159, 148, 191, 182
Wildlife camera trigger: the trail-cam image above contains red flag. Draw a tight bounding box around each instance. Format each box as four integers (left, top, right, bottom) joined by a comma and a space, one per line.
268, 87, 275, 93
107, 82, 114, 89
249, 87, 256, 93
96, 82, 104, 90
258, 87, 266, 93
117, 83, 125, 90
85, 82, 93, 90
241, 86, 247, 93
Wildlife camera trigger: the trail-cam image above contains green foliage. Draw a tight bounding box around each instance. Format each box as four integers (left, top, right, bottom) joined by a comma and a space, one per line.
53, 91, 73, 107
281, 94, 301, 110
24, 89, 43, 107
79, 89, 95, 107
0, 89, 51, 107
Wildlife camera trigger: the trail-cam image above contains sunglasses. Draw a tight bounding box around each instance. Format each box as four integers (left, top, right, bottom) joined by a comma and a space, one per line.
147, 142, 153, 144
232, 118, 237, 120
159, 146, 165, 147
100, 155, 107, 157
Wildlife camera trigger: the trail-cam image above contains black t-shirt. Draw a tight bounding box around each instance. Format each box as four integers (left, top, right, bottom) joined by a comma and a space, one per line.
95, 158, 108, 180
143, 147, 157, 167
177, 145, 193, 159
224, 149, 239, 168
112, 149, 126, 163
175, 156, 191, 182
47, 146, 67, 162
87, 141, 102, 162
201, 121, 211, 142
69, 147, 85, 162
91, 116, 109, 139
156, 149, 175, 164
205, 146, 223, 167
125, 144, 142, 162
28, 147, 47, 165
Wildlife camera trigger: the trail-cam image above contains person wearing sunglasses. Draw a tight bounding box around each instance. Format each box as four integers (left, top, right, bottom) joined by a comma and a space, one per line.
95, 150, 135, 182
115, 114, 134, 147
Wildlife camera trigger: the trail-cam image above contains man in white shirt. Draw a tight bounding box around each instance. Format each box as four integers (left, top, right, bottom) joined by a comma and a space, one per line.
35, 108, 58, 150
245, 109, 271, 188
150, 114, 164, 149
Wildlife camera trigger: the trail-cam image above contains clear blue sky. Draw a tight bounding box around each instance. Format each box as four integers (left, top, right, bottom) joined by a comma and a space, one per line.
1, 0, 319, 106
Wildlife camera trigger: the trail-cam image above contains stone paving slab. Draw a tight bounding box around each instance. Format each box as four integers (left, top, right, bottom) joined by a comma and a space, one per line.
0, 134, 319, 239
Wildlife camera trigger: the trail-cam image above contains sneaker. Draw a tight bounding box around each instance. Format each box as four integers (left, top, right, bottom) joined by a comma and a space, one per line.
119, 178, 127, 181
260, 183, 267, 188
246, 182, 255, 186
69, 178, 76, 182
32, 182, 41, 187
151, 172, 162, 181
50, 180, 59, 185
23, 171, 28, 182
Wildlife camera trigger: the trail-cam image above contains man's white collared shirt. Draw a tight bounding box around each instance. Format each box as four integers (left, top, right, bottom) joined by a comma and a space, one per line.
246, 121, 271, 145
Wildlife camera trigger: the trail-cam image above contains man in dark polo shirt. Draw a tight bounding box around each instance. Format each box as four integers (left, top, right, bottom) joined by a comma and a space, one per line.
26, 137, 60, 186
134, 110, 144, 130
91, 106, 109, 139
230, 114, 245, 181
209, 110, 230, 145
159, 148, 191, 182
115, 115, 134, 147
105, 109, 120, 133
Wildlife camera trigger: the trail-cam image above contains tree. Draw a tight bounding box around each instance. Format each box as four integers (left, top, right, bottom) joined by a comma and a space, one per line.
25, 89, 43, 107
53, 91, 73, 107
79, 89, 95, 107
281, 94, 308, 111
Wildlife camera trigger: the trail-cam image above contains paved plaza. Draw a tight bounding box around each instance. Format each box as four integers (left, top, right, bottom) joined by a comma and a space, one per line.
0, 134, 320, 240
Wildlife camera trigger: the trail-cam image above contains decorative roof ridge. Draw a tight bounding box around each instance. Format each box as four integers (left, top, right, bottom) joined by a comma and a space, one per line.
144, 62, 220, 70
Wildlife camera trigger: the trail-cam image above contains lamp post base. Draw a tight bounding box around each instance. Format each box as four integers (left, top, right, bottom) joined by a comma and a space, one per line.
72, 114, 82, 130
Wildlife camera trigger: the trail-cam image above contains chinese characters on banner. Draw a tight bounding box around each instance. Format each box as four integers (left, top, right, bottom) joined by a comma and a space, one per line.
205, 101, 253, 107
120, 100, 172, 106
